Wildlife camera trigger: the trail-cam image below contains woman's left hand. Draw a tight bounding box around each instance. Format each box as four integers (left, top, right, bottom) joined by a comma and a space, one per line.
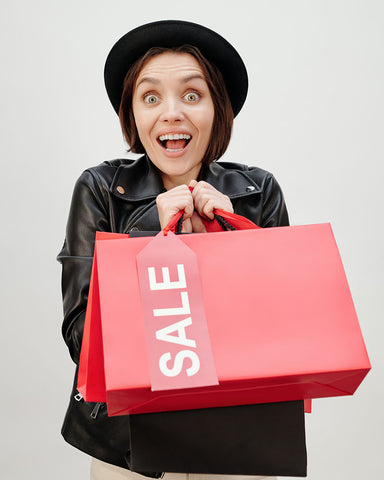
189, 179, 234, 220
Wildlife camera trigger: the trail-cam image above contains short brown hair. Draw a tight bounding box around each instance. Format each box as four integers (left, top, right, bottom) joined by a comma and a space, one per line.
118, 45, 234, 164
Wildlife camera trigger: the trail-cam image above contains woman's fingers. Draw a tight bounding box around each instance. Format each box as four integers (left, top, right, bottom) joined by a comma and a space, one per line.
181, 217, 193, 233
156, 185, 194, 230
190, 211, 207, 233
190, 180, 234, 220
157, 181, 233, 232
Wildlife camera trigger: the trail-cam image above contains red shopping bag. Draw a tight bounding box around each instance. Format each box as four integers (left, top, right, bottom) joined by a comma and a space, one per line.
77, 211, 256, 401
77, 232, 127, 402
78, 217, 370, 416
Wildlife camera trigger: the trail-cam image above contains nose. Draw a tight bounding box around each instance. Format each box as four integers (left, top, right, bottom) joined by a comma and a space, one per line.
159, 98, 184, 123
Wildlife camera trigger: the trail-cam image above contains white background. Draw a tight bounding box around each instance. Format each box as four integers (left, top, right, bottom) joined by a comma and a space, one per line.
0, 1, 383, 478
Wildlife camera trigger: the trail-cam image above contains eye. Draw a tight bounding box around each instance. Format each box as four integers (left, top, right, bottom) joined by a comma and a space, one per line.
144, 94, 159, 104
184, 92, 200, 102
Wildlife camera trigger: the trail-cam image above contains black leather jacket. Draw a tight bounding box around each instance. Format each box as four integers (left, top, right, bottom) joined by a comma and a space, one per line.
57, 155, 296, 473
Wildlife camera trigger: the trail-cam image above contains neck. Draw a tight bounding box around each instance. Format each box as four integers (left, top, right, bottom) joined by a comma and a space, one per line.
161, 165, 202, 191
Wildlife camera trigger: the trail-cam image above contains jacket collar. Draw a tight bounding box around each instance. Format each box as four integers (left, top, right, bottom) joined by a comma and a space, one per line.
110, 155, 262, 202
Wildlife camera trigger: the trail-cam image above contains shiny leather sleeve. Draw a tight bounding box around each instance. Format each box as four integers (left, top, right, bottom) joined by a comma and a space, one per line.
57, 170, 111, 364
260, 173, 289, 228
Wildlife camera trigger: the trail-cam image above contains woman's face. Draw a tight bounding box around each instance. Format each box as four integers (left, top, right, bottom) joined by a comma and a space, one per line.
132, 52, 215, 189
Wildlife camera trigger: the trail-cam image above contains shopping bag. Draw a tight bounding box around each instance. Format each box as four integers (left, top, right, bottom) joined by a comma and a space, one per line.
77, 210, 257, 401
127, 401, 307, 476
77, 232, 127, 402
78, 215, 370, 416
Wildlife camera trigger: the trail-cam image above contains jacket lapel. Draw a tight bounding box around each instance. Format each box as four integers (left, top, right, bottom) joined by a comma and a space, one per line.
110, 155, 262, 202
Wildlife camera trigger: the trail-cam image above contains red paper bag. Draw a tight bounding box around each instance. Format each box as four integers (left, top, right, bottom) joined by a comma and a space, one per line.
77, 211, 255, 400
78, 223, 370, 416
77, 232, 127, 402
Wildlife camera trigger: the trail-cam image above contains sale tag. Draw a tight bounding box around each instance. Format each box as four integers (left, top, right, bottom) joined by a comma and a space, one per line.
137, 231, 218, 391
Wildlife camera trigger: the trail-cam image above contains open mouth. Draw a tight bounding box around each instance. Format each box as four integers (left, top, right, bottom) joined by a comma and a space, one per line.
157, 133, 191, 152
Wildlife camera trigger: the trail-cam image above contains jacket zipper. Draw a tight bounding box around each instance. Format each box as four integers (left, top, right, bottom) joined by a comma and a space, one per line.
90, 402, 103, 419
74, 391, 103, 419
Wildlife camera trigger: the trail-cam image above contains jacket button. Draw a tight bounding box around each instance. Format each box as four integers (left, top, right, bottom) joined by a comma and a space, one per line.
246, 185, 255, 192
117, 186, 125, 194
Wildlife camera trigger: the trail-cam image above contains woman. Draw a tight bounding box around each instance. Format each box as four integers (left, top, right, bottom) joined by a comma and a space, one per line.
58, 20, 306, 480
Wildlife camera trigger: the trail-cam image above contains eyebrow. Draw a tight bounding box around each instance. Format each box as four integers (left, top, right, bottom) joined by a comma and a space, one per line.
136, 73, 206, 88
181, 74, 206, 83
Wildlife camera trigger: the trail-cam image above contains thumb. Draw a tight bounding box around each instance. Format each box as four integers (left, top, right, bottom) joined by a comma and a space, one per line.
189, 179, 198, 190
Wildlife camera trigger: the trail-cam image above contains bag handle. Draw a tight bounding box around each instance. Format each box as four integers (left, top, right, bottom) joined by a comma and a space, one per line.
163, 187, 261, 235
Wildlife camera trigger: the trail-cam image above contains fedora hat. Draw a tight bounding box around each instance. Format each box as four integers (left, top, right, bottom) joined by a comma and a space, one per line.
104, 20, 248, 117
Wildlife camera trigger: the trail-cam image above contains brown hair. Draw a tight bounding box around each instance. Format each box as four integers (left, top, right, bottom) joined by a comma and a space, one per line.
118, 45, 234, 164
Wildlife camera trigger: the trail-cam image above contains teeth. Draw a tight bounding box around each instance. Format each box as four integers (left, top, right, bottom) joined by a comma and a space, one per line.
159, 133, 191, 141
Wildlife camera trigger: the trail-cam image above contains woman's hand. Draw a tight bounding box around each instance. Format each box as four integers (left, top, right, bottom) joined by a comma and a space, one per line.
156, 180, 234, 233
189, 179, 234, 220
156, 185, 195, 232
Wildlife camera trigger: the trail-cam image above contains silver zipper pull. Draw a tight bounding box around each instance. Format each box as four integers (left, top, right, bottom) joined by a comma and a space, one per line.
90, 402, 103, 419
74, 392, 83, 401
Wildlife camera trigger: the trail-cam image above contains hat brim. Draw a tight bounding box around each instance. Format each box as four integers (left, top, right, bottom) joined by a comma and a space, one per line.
104, 20, 248, 117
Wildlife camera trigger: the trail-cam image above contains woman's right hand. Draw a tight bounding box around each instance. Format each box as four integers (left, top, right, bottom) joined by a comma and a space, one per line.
156, 185, 195, 232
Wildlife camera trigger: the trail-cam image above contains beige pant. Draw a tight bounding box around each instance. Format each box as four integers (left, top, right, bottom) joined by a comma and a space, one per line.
90, 458, 277, 480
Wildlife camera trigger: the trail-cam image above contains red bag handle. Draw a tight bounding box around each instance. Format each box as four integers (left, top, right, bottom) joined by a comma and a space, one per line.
207, 209, 261, 232
163, 209, 260, 235
163, 187, 261, 236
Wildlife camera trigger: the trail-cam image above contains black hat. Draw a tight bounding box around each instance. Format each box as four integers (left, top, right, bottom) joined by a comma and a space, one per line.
104, 20, 248, 117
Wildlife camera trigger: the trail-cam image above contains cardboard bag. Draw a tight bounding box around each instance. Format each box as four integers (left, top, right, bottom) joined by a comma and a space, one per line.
78, 223, 370, 416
